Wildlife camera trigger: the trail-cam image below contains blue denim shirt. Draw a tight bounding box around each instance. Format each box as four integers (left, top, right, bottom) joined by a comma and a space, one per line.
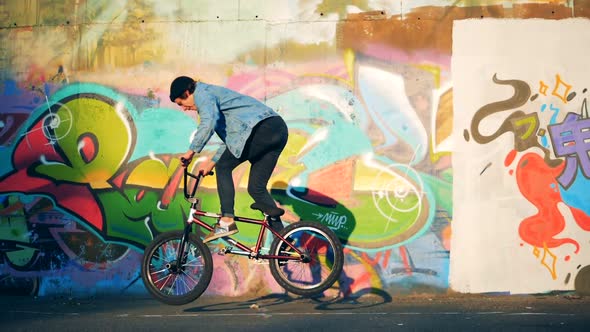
189, 82, 279, 162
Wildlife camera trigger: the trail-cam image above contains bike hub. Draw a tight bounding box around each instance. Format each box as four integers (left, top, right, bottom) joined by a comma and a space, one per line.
165, 262, 181, 273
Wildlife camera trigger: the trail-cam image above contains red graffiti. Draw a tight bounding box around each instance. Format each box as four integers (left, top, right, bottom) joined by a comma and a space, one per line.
569, 207, 590, 231
504, 149, 517, 167
399, 246, 412, 276
360, 249, 392, 270
0, 117, 103, 231
161, 165, 183, 207
79, 134, 97, 163
513, 152, 581, 253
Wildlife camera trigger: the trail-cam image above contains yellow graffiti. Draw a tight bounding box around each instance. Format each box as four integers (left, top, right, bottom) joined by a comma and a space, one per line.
343, 48, 355, 85
532, 245, 540, 258
35, 97, 132, 189
513, 115, 538, 140
127, 157, 181, 189
551, 74, 572, 104
539, 81, 548, 95
541, 242, 557, 280
430, 87, 453, 162
532, 244, 558, 280
414, 64, 441, 88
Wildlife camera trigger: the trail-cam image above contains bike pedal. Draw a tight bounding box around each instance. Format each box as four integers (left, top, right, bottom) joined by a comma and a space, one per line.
218, 246, 232, 256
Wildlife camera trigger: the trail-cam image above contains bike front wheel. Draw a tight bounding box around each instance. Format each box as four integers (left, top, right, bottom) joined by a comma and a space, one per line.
141, 231, 213, 305
269, 221, 344, 296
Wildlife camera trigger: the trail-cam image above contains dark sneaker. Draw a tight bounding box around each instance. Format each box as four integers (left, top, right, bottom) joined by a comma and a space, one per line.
268, 217, 284, 232
203, 222, 239, 243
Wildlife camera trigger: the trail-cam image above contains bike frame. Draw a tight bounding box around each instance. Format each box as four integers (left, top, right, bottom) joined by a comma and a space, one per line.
179, 167, 304, 262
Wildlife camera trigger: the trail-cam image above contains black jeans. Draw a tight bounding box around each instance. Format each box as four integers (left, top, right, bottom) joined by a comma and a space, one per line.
215, 116, 288, 217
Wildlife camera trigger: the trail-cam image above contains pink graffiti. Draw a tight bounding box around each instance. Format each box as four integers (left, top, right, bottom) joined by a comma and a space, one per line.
363, 44, 451, 70
225, 64, 349, 100
226, 70, 296, 100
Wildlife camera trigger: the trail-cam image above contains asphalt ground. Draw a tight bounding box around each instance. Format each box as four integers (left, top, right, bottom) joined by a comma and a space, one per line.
1, 291, 589, 331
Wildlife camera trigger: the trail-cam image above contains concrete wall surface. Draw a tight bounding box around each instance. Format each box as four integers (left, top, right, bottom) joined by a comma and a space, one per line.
1, 0, 590, 297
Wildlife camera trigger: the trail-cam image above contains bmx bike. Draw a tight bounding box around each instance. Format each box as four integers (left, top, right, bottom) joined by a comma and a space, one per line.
140, 167, 344, 305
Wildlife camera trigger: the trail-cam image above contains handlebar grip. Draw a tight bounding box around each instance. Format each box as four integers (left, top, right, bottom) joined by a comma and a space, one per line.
180, 156, 213, 177
183, 166, 213, 199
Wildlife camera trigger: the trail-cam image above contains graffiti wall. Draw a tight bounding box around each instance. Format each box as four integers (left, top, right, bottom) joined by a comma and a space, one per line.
451, 18, 590, 294
0, 0, 588, 297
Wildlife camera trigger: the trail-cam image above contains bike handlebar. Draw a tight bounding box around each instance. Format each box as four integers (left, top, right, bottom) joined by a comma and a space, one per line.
181, 158, 214, 200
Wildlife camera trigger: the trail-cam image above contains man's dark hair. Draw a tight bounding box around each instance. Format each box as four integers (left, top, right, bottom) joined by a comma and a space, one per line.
169, 76, 196, 102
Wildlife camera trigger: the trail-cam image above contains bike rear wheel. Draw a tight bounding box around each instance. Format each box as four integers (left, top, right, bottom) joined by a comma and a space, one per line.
269, 221, 344, 296
141, 231, 213, 305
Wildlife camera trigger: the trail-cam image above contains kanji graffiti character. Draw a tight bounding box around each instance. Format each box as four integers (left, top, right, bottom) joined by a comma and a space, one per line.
512, 114, 538, 140
548, 112, 590, 188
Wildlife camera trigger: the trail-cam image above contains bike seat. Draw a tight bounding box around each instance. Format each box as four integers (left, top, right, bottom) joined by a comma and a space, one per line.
250, 203, 285, 217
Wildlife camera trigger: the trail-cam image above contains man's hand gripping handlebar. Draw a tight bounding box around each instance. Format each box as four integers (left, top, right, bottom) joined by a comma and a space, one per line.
180, 157, 214, 200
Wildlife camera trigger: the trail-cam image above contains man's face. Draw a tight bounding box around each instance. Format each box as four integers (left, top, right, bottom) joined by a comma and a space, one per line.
174, 91, 196, 111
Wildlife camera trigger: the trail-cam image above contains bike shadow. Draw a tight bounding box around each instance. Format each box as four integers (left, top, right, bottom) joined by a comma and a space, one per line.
184, 287, 392, 313
311, 287, 393, 310
269, 180, 355, 246
183, 293, 307, 313
270, 181, 363, 298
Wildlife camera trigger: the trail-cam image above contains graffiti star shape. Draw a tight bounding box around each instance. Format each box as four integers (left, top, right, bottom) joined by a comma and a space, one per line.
532, 246, 540, 258
541, 243, 557, 280
539, 81, 549, 95
552, 74, 572, 104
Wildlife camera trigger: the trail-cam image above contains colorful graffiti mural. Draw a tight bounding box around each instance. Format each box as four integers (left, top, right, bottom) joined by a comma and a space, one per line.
451, 18, 590, 294
0, 61, 446, 296
1, 0, 589, 297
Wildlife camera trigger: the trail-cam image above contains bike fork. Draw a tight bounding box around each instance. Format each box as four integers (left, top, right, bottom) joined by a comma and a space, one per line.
176, 224, 192, 269
176, 203, 196, 268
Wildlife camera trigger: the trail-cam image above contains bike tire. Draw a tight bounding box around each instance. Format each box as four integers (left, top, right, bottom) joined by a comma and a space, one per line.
141, 230, 213, 305
269, 221, 344, 296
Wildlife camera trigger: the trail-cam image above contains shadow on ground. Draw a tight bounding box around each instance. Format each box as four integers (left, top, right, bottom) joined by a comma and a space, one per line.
184, 287, 393, 313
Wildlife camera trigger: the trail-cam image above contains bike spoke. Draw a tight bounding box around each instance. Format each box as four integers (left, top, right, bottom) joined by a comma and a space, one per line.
183, 256, 204, 266
142, 227, 213, 304
273, 226, 341, 291
295, 264, 308, 283
153, 272, 172, 285
151, 242, 205, 297
150, 267, 170, 274
180, 270, 199, 287
169, 274, 180, 295
177, 274, 191, 294
157, 274, 173, 292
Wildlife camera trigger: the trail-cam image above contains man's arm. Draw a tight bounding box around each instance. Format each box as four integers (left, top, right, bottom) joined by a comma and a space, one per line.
189, 92, 219, 153
212, 145, 226, 163
191, 144, 224, 175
